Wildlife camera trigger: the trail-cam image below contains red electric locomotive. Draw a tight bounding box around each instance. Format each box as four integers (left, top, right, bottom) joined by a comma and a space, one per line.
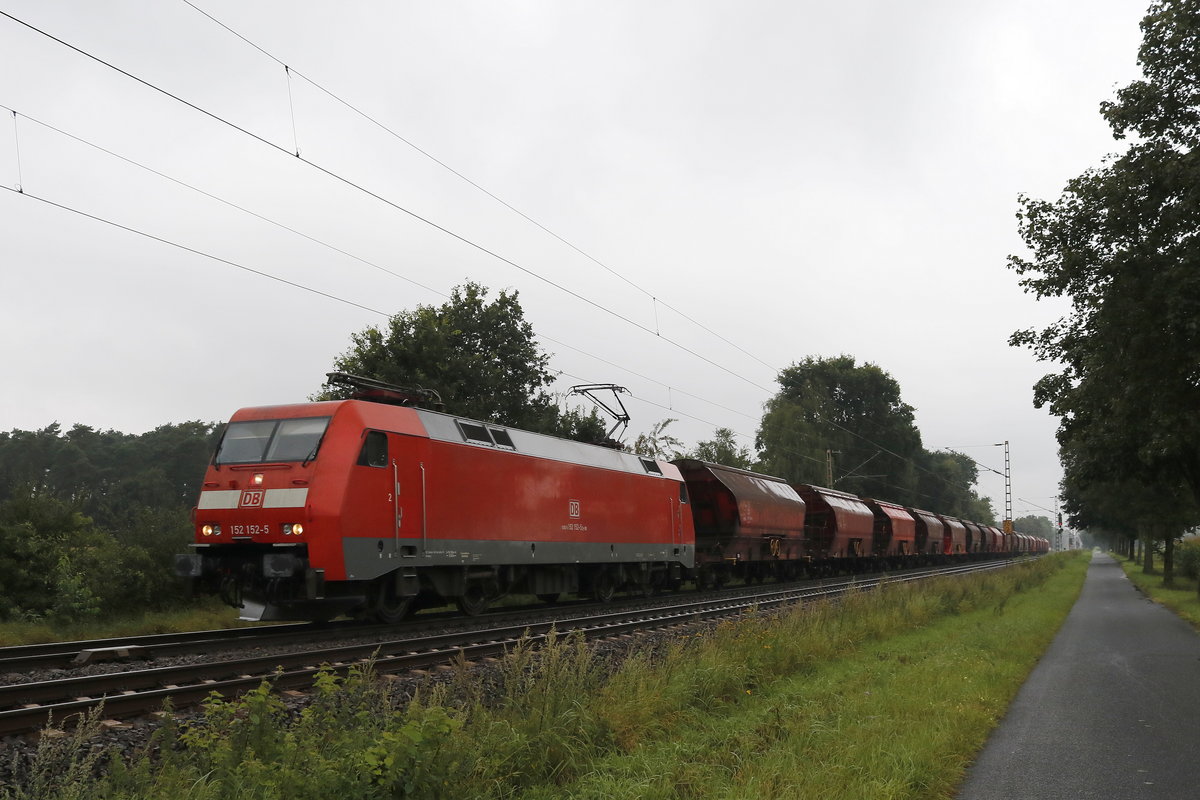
177, 376, 694, 621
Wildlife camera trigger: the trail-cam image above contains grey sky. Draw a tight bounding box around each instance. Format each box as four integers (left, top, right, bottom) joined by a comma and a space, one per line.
0, 1, 1148, 520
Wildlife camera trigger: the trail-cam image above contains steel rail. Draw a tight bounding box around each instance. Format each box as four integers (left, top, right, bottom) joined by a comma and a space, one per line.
0, 559, 1020, 736
0, 560, 1016, 673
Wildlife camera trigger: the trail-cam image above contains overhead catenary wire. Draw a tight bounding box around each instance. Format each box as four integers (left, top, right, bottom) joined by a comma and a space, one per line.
0, 184, 392, 317
0, 180, 828, 473
0, 10, 775, 398
0, 102, 765, 432
9, 109, 21, 192
0, 181, 980, 500
0, 9, 1024, 504
178, 0, 779, 375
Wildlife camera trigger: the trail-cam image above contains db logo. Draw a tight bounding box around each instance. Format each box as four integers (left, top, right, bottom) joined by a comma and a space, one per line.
240, 490, 264, 508
568, 500, 581, 518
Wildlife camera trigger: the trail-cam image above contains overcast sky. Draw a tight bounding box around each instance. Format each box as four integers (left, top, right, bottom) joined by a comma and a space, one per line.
0, 1, 1149, 521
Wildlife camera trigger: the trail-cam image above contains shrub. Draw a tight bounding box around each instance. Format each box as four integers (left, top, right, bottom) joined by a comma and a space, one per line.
1177, 539, 1200, 580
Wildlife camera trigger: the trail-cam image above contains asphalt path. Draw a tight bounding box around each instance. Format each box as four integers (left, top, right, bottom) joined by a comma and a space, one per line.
956, 551, 1200, 799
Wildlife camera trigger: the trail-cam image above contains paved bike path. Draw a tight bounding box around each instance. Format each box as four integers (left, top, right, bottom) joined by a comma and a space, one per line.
956, 552, 1200, 799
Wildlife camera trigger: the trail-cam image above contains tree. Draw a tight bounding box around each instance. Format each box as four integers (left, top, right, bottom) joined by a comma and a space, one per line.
632, 418, 684, 460
756, 356, 924, 504
1009, 0, 1200, 580
319, 282, 592, 438
915, 450, 997, 524
0, 421, 220, 619
544, 405, 609, 445
686, 427, 754, 470
1014, 515, 1055, 539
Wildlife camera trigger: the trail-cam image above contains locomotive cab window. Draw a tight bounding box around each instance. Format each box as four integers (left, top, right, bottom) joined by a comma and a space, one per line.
358, 431, 388, 468
489, 428, 515, 449
640, 458, 663, 475
214, 417, 331, 464
679, 483, 689, 503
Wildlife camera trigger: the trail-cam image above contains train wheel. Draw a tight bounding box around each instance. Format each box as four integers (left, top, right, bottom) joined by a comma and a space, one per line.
456, 583, 492, 616
369, 578, 413, 624
591, 570, 615, 603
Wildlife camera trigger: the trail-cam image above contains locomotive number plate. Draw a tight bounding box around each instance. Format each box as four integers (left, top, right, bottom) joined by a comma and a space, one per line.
231, 524, 272, 537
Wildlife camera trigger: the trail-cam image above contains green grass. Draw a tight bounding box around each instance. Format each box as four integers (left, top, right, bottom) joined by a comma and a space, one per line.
1113, 553, 1200, 628
0, 600, 257, 647
546, 554, 1088, 800
6, 554, 1089, 800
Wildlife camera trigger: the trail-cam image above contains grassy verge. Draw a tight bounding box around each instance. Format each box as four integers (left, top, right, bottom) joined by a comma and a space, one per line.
6, 554, 1088, 800
0, 600, 252, 647
1112, 553, 1200, 628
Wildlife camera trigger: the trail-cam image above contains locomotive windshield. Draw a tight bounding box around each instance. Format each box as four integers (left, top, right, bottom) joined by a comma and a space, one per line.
214, 417, 331, 464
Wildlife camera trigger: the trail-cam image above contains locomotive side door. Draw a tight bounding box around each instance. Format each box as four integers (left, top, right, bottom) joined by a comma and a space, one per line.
342, 430, 426, 581
387, 432, 428, 557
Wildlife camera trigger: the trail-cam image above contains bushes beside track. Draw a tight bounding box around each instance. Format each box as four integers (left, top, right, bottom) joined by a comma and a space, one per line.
0, 422, 218, 625
5, 553, 1088, 800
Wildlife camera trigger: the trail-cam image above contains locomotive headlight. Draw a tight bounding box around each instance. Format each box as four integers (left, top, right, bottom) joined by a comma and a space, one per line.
201, 524, 221, 537
252, 473, 264, 486
283, 523, 304, 536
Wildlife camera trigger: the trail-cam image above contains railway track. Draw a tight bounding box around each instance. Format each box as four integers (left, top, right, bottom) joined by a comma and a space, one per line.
0, 559, 1020, 737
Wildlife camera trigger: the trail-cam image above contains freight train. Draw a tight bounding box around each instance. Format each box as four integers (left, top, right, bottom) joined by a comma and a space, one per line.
176, 375, 1048, 621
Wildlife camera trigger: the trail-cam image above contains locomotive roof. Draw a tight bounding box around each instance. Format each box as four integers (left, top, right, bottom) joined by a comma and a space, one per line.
226, 400, 684, 481
413, 405, 681, 480
397, 402, 687, 480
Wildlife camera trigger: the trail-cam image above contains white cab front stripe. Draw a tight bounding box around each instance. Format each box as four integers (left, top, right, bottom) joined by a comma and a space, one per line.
197, 490, 240, 510
197, 488, 308, 509
263, 488, 308, 508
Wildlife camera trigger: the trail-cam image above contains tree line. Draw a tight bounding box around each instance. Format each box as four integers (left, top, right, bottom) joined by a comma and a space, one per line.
0, 284, 1008, 623
1009, 0, 1200, 588
0, 422, 219, 621
0, 289, 1008, 623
